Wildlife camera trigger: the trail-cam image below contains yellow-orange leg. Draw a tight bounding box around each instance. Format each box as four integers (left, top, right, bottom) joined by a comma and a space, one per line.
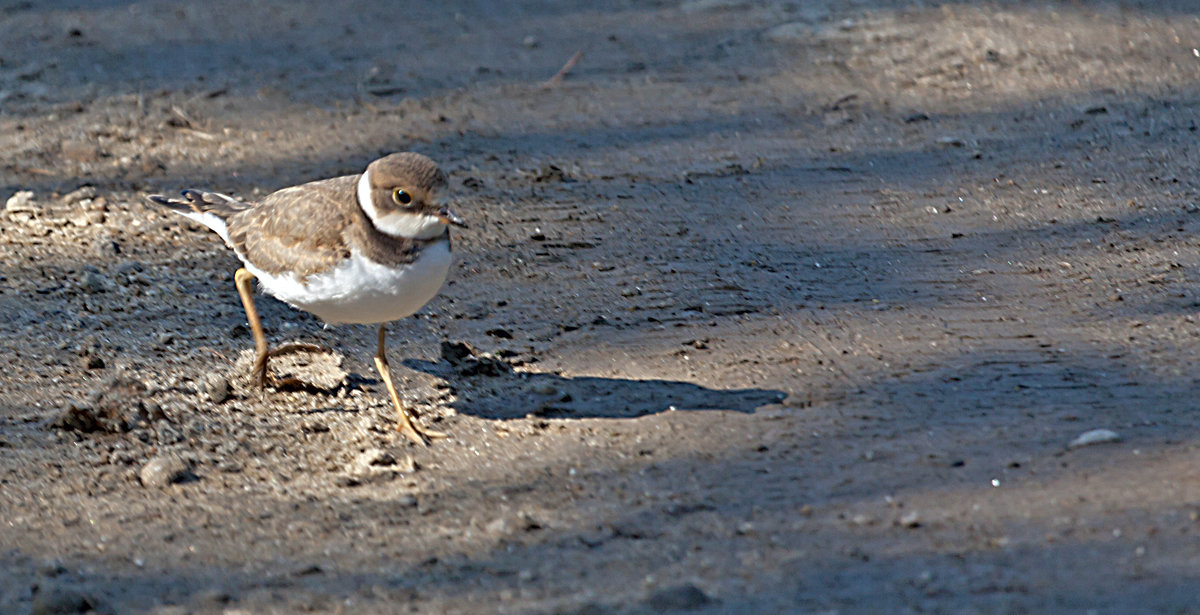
234, 267, 331, 388
234, 268, 271, 388
373, 323, 447, 445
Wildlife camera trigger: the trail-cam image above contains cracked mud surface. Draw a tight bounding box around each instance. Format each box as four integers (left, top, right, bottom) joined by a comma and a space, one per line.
4, 1, 1200, 613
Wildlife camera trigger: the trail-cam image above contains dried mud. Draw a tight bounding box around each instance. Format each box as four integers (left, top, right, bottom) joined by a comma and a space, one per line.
4, 1, 1200, 613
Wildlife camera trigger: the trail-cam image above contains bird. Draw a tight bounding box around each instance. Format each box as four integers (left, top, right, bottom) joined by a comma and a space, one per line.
147, 152, 465, 445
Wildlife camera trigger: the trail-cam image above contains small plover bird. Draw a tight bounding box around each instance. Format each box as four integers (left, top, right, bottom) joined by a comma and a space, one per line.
149, 152, 465, 445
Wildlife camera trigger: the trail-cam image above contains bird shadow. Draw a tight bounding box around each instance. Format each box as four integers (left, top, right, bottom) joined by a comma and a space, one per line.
402, 344, 788, 421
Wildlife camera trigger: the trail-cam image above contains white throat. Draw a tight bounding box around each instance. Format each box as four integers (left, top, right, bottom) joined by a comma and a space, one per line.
356, 170, 446, 240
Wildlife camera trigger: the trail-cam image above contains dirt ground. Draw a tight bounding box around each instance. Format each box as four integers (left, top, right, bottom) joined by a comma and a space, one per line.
3, 0, 1200, 613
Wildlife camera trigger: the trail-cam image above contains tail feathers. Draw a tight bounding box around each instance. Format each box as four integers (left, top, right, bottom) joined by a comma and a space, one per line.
147, 190, 249, 246
147, 189, 249, 216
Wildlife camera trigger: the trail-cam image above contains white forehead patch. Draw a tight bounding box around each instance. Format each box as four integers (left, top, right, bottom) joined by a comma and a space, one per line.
356, 170, 446, 239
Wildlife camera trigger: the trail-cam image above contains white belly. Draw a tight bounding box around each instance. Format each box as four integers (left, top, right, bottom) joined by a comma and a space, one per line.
244, 241, 452, 325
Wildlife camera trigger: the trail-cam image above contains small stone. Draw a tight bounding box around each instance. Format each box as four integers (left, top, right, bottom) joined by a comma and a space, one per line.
578, 528, 612, 548
849, 513, 875, 527
1068, 428, 1121, 449
518, 512, 543, 531
521, 34, 539, 48
30, 582, 99, 615
96, 238, 122, 257
51, 386, 150, 434
440, 340, 475, 364
35, 559, 68, 577
354, 447, 396, 469
439, 341, 509, 377
69, 210, 105, 227
5, 190, 37, 214
899, 511, 922, 528
335, 475, 363, 488
195, 587, 232, 604
532, 164, 574, 183
83, 355, 105, 370
204, 374, 230, 404
61, 186, 98, 204
82, 270, 108, 294
645, 583, 712, 611
139, 454, 196, 487
485, 516, 516, 535
291, 418, 325, 434
50, 403, 103, 433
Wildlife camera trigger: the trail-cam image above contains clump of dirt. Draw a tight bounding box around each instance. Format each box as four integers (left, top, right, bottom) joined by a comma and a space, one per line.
49, 378, 164, 434
440, 340, 511, 377
232, 346, 348, 393
4, 1, 1200, 613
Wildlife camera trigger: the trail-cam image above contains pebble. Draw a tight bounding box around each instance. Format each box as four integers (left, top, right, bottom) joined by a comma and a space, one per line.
49, 403, 105, 433
50, 378, 151, 434
485, 516, 516, 535
899, 511, 922, 528
1068, 429, 1121, 449
204, 374, 231, 404
82, 270, 109, 294
354, 447, 396, 469
139, 454, 196, 487
30, 582, 99, 615
343, 448, 416, 485
5, 190, 37, 214
644, 583, 712, 611
96, 237, 121, 257
60, 186, 97, 204
439, 341, 508, 377
849, 513, 877, 527
195, 587, 233, 604
69, 210, 105, 227
35, 559, 68, 577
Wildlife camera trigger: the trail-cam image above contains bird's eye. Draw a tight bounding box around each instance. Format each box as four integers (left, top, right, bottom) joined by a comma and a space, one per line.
392, 189, 413, 206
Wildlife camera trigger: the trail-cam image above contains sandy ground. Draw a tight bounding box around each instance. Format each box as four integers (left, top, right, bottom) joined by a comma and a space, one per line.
3, 0, 1200, 613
